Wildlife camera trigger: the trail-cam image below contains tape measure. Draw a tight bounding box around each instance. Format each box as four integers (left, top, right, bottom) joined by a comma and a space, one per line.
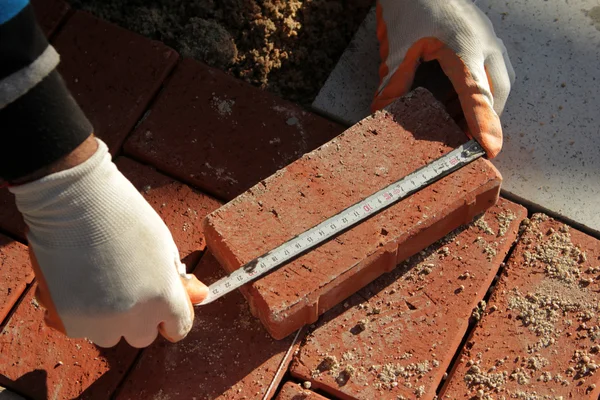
195, 139, 485, 306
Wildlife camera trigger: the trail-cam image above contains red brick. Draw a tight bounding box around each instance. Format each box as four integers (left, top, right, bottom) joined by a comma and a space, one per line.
0, 284, 138, 400
115, 157, 222, 271
30, 0, 70, 37
0, 235, 33, 323
123, 57, 344, 200
52, 11, 179, 153
0, 191, 26, 242
203, 88, 503, 340
275, 381, 331, 400
116, 252, 300, 400
289, 198, 526, 399
440, 214, 600, 399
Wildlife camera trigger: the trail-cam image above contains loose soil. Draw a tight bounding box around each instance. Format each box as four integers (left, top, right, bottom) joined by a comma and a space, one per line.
69, 0, 374, 105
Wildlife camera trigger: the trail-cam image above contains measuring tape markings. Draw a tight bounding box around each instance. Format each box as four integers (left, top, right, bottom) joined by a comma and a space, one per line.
196, 139, 485, 306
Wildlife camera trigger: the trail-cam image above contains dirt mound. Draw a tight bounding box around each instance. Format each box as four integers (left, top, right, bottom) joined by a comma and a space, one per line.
69, 0, 374, 105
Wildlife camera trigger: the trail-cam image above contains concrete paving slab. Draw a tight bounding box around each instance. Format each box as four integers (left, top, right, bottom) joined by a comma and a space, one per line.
312, 1, 600, 235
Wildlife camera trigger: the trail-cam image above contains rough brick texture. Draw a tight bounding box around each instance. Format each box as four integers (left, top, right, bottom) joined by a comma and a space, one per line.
0, 236, 33, 323
203, 88, 503, 339
275, 381, 331, 400
52, 11, 179, 153
117, 252, 298, 400
0, 284, 138, 400
289, 198, 525, 399
441, 214, 600, 399
115, 157, 222, 271
124, 58, 344, 200
31, 0, 70, 37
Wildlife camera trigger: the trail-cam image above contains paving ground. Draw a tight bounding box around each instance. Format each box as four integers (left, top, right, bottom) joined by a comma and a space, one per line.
0, 1, 599, 399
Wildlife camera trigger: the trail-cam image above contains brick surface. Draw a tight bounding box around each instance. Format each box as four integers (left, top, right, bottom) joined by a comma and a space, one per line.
52, 11, 179, 153
203, 88, 503, 340
30, 0, 70, 37
124, 58, 345, 200
289, 198, 526, 399
115, 157, 222, 271
0, 236, 33, 323
441, 214, 600, 399
117, 252, 299, 400
0, 284, 138, 400
275, 381, 331, 400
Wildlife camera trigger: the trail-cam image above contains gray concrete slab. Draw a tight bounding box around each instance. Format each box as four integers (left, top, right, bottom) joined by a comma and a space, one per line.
311, 1, 600, 234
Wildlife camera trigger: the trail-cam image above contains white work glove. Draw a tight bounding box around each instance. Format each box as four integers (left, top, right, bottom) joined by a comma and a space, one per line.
9, 138, 208, 348
373, 0, 515, 158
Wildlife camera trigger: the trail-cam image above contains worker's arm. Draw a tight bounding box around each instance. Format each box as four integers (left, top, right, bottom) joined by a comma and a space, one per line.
1, 0, 207, 348
373, 0, 515, 158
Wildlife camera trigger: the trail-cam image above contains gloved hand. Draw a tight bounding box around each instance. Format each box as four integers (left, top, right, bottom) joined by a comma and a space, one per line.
10, 138, 208, 348
372, 0, 515, 158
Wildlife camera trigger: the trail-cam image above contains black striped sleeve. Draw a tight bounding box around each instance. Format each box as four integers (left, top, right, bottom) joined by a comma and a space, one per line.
0, 2, 92, 182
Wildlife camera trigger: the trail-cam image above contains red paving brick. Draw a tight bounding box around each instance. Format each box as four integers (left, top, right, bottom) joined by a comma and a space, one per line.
30, 0, 70, 37
275, 381, 331, 400
203, 88, 502, 340
123, 57, 345, 200
0, 284, 138, 400
52, 11, 179, 154
441, 213, 600, 399
0, 235, 33, 323
115, 157, 222, 271
117, 252, 300, 400
289, 198, 526, 399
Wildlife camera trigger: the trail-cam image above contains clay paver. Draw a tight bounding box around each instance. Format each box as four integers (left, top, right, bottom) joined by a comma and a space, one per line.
115, 157, 222, 271
0, 235, 33, 323
289, 198, 526, 399
52, 11, 179, 153
0, 190, 26, 242
116, 252, 299, 400
275, 381, 331, 400
30, 0, 70, 37
124, 57, 345, 200
203, 88, 502, 340
440, 213, 600, 399
0, 284, 138, 400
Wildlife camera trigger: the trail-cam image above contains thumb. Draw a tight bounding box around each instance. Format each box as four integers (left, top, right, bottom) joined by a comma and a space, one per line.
180, 274, 209, 305
431, 45, 503, 158
28, 246, 66, 334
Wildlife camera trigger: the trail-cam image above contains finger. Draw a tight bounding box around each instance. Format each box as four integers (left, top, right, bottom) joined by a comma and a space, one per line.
157, 293, 195, 344
431, 45, 503, 158
371, 38, 428, 112
181, 274, 209, 305
484, 51, 512, 116
29, 246, 66, 334
372, 1, 433, 112
498, 38, 516, 86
